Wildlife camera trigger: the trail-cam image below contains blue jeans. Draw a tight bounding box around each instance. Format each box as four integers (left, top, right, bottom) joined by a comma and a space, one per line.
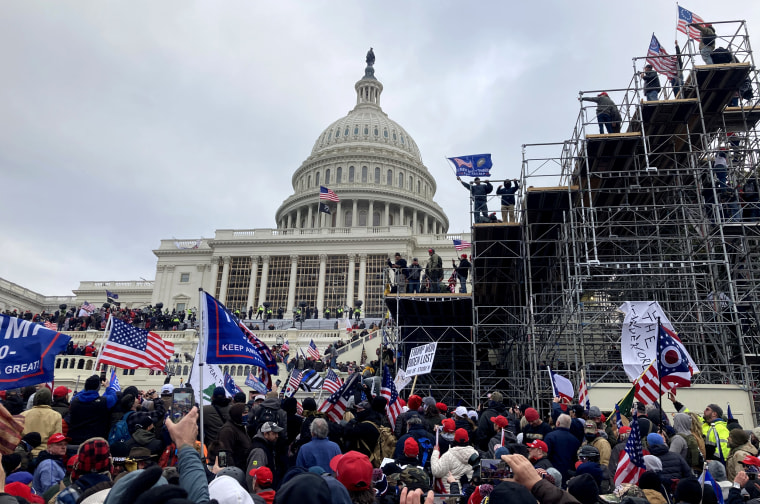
407, 281, 420, 293
597, 113, 613, 134
457, 274, 467, 293
645, 90, 659, 101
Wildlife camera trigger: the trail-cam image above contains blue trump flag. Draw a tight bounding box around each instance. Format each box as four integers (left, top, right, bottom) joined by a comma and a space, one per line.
223, 372, 242, 396
201, 291, 267, 368
448, 154, 492, 177
0, 315, 71, 391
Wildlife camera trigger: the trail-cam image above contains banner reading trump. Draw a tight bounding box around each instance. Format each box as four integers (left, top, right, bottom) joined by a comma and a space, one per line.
0, 315, 71, 391
448, 154, 492, 177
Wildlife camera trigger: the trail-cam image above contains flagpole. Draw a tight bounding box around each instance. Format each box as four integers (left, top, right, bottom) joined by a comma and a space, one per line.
198, 288, 206, 458
94, 315, 112, 372
547, 366, 558, 398
657, 317, 663, 432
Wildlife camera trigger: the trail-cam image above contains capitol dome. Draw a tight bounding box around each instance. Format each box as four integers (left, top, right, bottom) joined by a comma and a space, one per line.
276, 52, 449, 234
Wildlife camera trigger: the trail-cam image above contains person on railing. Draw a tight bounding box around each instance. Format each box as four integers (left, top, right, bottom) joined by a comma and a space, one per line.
690, 21, 716, 64
406, 257, 422, 293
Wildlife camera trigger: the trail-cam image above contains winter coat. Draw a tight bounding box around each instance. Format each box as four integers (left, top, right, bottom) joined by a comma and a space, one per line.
247, 397, 288, 439
21, 394, 63, 457
67, 388, 117, 445
476, 401, 509, 450
545, 427, 580, 482
531, 478, 581, 504
215, 420, 252, 472
649, 443, 694, 482
726, 441, 758, 481
203, 402, 230, 446
430, 445, 478, 493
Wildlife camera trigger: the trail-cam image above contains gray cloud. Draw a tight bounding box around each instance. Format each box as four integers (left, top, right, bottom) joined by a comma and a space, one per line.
1, 0, 758, 294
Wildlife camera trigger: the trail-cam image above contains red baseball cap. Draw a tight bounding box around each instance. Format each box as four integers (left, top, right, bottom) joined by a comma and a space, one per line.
619, 426, 632, 434
454, 428, 469, 443
490, 415, 509, 428
441, 418, 456, 433
48, 433, 70, 445
330, 451, 373, 491
53, 386, 72, 398
436, 402, 447, 414
249, 466, 273, 486
527, 440, 548, 453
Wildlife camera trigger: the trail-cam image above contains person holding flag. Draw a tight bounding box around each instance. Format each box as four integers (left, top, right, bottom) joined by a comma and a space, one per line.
67, 374, 118, 445
457, 175, 493, 223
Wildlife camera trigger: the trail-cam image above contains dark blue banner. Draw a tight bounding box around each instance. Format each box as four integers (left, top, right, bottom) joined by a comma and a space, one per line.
448, 154, 493, 177
0, 315, 71, 390
202, 291, 267, 368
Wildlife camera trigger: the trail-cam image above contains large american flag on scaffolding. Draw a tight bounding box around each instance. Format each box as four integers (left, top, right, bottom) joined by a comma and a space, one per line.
677, 6, 705, 40
646, 34, 677, 80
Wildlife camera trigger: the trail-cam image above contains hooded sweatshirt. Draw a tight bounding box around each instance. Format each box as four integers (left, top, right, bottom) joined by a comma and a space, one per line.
68, 388, 118, 444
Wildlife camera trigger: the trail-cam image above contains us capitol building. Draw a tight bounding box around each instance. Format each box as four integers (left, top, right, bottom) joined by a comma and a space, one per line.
0, 51, 471, 386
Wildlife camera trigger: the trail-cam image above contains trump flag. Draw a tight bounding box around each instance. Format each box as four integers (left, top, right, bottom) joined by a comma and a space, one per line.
448, 154, 492, 177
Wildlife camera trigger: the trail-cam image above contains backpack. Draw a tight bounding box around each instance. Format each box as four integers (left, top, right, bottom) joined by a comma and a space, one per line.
677, 432, 705, 470
251, 406, 279, 434
417, 437, 434, 467
108, 411, 134, 445
361, 421, 397, 468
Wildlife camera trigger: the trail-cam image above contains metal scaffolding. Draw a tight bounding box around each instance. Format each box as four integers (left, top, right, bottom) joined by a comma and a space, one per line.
476, 19, 760, 415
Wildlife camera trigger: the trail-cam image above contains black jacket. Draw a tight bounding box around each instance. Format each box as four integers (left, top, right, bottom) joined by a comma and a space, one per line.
649, 443, 694, 481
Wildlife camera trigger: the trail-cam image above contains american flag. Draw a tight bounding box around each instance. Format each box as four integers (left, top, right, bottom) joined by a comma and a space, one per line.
299, 369, 324, 391
0, 403, 24, 455
307, 339, 320, 360
43, 321, 57, 330
98, 318, 174, 370
578, 372, 590, 413
634, 361, 674, 404
323, 368, 343, 395
319, 372, 360, 423
296, 399, 303, 416
614, 412, 646, 486
677, 6, 705, 40
319, 186, 340, 202
284, 369, 302, 398
281, 339, 290, 353
380, 365, 403, 426
646, 34, 678, 80
453, 239, 472, 251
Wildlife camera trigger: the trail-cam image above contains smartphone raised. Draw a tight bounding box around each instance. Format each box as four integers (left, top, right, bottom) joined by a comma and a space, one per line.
169, 388, 194, 423
217, 450, 228, 468
480, 459, 513, 483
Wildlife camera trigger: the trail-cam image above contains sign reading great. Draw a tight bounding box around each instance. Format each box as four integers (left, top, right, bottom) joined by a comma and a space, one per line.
0, 315, 71, 390
405, 342, 437, 377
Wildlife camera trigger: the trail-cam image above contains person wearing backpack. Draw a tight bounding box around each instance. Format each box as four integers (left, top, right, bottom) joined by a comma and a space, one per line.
670, 413, 704, 473
393, 415, 436, 468
246, 393, 288, 440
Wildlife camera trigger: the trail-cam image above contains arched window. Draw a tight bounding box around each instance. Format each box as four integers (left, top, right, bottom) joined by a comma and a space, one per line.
359, 211, 367, 226
307, 175, 312, 188
374, 127, 379, 136
183, 365, 189, 375
384, 129, 388, 138
337, 167, 342, 183
230, 366, 236, 376
362, 166, 367, 183
373, 211, 381, 226
345, 127, 350, 136
354, 126, 359, 135
349, 166, 355, 182
335, 128, 340, 138
325, 169, 331, 185
364, 125, 369, 135
374, 167, 380, 183
398, 172, 404, 188
417, 180, 421, 193
409, 176, 413, 190
345, 210, 353, 227
315, 172, 320, 186
389, 214, 394, 225
387, 169, 393, 185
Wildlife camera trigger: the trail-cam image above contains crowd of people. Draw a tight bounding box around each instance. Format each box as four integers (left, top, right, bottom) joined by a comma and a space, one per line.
388, 250, 471, 295
2, 369, 758, 504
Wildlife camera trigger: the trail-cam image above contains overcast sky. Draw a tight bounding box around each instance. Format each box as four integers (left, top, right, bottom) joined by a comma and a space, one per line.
2, 1, 759, 296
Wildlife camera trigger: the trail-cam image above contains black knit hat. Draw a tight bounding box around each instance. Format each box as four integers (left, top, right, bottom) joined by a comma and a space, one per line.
85, 374, 101, 391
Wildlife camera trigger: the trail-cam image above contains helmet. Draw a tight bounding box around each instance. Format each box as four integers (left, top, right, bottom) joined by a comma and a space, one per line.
578, 445, 600, 462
